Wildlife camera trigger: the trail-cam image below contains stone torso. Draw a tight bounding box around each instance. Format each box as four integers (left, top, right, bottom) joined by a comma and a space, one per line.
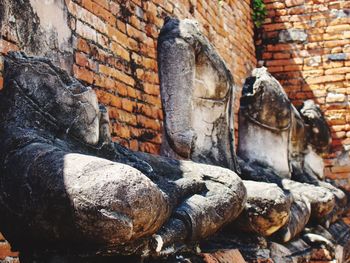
158, 18, 238, 171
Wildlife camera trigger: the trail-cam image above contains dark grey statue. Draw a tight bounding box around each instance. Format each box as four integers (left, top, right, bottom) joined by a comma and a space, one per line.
0, 52, 247, 261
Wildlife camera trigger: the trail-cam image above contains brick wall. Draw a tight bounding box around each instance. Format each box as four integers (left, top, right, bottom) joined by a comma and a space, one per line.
0, 0, 256, 155
0, 0, 256, 260
1, 0, 350, 261
67, 0, 256, 152
256, 0, 350, 193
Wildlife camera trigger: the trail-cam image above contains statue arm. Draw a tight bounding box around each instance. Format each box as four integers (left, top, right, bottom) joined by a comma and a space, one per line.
158, 38, 196, 158
1, 140, 170, 245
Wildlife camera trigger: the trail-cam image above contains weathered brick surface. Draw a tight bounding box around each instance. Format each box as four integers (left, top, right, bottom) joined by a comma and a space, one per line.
256, 0, 350, 194
0, 0, 256, 152
62, 0, 256, 154
0, 241, 19, 261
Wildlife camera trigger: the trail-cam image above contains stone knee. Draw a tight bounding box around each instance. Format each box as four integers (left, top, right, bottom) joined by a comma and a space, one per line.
233, 181, 291, 237
63, 153, 171, 244
169, 166, 246, 240
281, 179, 335, 220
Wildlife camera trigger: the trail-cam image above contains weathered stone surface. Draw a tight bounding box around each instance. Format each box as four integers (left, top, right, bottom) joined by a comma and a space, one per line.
300, 100, 332, 154
328, 221, 350, 262
233, 181, 291, 237
278, 29, 308, 43
158, 17, 238, 171
269, 239, 312, 263
199, 232, 271, 263
238, 160, 311, 241
134, 152, 247, 244
239, 67, 292, 179
0, 52, 247, 259
281, 180, 335, 220
302, 222, 350, 263
272, 194, 311, 243
0, 0, 73, 71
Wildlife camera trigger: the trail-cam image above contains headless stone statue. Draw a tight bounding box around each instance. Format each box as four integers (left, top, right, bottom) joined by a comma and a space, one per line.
158, 18, 292, 238
0, 52, 247, 261
158, 17, 238, 172
157, 18, 349, 261
239, 68, 348, 253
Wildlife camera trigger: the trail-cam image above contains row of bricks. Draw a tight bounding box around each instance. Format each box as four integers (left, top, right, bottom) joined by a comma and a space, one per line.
262, 46, 350, 60
73, 65, 161, 105
112, 135, 161, 154
111, 122, 162, 144
108, 106, 162, 131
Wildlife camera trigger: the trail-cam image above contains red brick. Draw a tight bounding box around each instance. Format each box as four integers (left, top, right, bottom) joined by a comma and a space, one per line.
76, 20, 97, 42
266, 58, 303, 66
285, 0, 304, 7
114, 80, 128, 96
75, 52, 89, 68
99, 64, 135, 86
126, 24, 146, 41
110, 42, 130, 61
266, 2, 285, 9
0, 242, 18, 260
142, 93, 161, 107
284, 65, 303, 71
92, 0, 109, 10
137, 115, 161, 130
139, 142, 160, 154
116, 20, 127, 33
112, 123, 131, 139
73, 64, 94, 84
0, 39, 18, 54
143, 83, 160, 95
107, 25, 129, 47
273, 52, 291, 59
305, 75, 345, 85
76, 38, 90, 53
266, 44, 294, 52
129, 139, 139, 151
332, 166, 350, 173
135, 103, 159, 119
325, 67, 350, 75
268, 66, 284, 72
109, 108, 137, 126
109, 1, 120, 15
82, 0, 116, 25
287, 6, 305, 15
326, 24, 350, 33
66, 0, 107, 34
95, 89, 114, 106
121, 98, 136, 112
263, 23, 292, 32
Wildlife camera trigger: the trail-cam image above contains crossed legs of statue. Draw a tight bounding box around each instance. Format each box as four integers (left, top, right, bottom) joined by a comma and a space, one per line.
157, 18, 347, 245
237, 68, 347, 243
0, 52, 247, 259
